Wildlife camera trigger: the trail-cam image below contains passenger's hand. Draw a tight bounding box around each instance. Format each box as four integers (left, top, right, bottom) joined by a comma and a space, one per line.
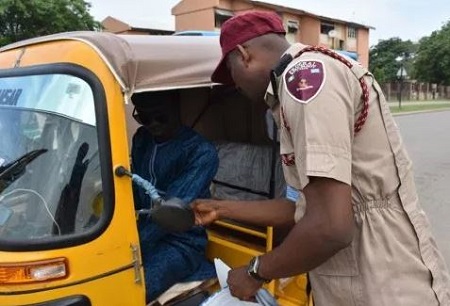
191, 199, 221, 226
227, 266, 263, 301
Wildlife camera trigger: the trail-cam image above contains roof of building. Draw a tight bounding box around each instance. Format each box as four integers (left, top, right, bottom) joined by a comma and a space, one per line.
101, 16, 174, 35
248, 1, 374, 29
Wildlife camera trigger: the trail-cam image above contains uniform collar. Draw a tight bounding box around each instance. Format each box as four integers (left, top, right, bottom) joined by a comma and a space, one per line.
284, 43, 308, 58
264, 43, 308, 108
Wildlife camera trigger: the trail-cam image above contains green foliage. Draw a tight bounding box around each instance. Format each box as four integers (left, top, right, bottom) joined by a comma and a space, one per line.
370, 20, 450, 85
372, 67, 386, 83
369, 37, 417, 82
414, 21, 450, 85
0, 0, 100, 46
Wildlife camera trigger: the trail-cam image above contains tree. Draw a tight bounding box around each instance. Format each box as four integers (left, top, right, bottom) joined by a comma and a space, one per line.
372, 67, 386, 84
0, 0, 100, 47
369, 37, 417, 83
414, 21, 450, 85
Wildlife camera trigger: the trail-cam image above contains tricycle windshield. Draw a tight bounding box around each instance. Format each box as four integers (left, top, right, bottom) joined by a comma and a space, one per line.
0, 74, 103, 246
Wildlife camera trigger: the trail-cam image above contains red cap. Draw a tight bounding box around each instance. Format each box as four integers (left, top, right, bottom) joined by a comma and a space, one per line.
212, 11, 286, 84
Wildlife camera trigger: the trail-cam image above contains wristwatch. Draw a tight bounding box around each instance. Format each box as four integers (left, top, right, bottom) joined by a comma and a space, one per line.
247, 256, 271, 283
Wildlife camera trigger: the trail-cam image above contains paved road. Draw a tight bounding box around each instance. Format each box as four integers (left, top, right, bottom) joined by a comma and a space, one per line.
394, 110, 450, 267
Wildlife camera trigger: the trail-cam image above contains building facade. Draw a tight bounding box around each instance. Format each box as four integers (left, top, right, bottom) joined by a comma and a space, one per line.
172, 0, 373, 67
102, 16, 174, 35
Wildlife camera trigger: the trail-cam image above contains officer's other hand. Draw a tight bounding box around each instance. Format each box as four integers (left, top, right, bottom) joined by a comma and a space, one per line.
190, 199, 220, 226
227, 266, 263, 302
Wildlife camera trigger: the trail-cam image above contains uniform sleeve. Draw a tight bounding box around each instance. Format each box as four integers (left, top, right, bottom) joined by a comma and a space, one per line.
280, 56, 358, 190
165, 141, 219, 205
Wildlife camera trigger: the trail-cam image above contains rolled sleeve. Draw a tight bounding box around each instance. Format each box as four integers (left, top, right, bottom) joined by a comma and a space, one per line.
296, 145, 352, 189
280, 55, 355, 190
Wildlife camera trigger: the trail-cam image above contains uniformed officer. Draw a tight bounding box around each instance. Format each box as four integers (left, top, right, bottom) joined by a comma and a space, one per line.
192, 11, 450, 305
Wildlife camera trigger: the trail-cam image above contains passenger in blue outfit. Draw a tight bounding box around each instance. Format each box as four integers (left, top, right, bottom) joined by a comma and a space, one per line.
131, 90, 219, 303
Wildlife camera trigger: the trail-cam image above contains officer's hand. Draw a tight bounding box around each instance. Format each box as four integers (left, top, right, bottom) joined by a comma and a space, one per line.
190, 199, 221, 226
227, 266, 263, 302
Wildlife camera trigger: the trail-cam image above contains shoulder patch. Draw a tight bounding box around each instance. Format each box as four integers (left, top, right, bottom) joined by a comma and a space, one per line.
284, 60, 326, 104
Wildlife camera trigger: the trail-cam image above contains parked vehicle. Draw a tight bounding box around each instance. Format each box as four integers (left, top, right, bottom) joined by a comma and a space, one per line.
0, 32, 311, 306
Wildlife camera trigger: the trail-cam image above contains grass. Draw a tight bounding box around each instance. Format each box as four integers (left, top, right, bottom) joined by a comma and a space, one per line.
390, 103, 450, 113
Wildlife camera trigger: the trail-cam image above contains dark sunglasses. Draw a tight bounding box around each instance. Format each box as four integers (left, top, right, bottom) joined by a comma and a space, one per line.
132, 108, 169, 125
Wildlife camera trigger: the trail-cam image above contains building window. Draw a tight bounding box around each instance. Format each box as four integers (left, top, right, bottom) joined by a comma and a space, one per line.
320, 22, 335, 35
287, 20, 299, 34
285, 20, 299, 43
215, 9, 233, 28
348, 27, 357, 38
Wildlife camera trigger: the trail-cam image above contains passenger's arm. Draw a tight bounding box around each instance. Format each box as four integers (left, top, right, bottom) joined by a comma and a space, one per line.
130, 128, 146, 210
165, 140, 219, 204
192, 198, 295, 227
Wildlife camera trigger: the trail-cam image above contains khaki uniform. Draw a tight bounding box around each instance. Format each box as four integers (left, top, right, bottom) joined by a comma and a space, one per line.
266, 44, 450, 306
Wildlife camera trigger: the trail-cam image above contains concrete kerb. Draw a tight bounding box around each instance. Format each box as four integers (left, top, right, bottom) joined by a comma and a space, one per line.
392, 108, 450, 117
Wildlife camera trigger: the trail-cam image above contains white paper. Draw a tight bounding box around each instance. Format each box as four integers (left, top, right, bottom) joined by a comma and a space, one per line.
214, 258, 231, 289
212, 258, 278, 306
202, 287, 259, 306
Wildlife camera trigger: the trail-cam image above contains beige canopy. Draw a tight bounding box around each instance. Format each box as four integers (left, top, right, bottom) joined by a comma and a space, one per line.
0, 31, 275, 146
0, 31, 222, 93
